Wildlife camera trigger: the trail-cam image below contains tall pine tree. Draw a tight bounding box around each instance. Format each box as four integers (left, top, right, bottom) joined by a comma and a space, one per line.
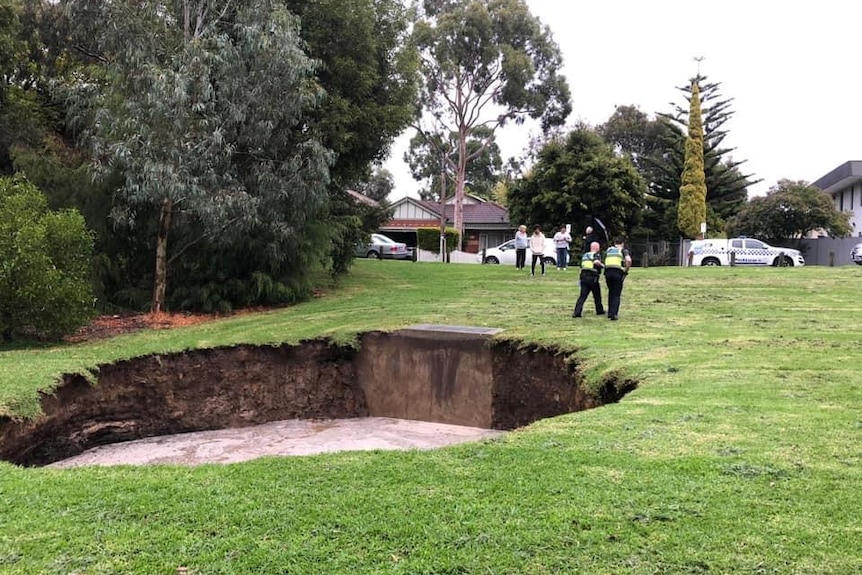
650, 76, 757, 233
677, 79, 707, 239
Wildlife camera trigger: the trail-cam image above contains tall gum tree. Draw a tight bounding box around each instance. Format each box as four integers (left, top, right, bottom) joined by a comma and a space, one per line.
64, 0, 332, 312
413, 0, 571, 249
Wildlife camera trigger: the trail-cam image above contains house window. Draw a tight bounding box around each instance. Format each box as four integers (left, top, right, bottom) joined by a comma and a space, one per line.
852, 185, 856, 210
839, 190, 845, 211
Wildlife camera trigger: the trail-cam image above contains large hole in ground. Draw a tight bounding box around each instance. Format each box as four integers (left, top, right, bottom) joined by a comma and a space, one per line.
0, 325, 637, 467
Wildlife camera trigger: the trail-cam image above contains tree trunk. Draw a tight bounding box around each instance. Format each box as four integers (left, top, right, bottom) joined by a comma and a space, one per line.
454, 127, 469, 251
152, 198, 173, 313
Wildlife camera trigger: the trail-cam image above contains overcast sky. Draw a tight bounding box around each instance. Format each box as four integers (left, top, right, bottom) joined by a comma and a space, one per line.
384, 0, 862, 200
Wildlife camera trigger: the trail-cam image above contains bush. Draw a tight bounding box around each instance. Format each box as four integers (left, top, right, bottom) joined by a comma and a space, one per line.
416, 227, 460, 253
0, 176, 95, 340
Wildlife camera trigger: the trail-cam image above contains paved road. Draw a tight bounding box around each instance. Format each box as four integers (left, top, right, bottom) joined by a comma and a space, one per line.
49, 417, 504, 468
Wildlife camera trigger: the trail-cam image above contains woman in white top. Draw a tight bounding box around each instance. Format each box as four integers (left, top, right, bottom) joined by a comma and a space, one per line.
529, 226, 546, 276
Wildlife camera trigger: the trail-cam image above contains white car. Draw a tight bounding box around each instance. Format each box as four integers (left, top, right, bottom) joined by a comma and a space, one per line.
851, 243, 862, 265
477, 238, 559, 266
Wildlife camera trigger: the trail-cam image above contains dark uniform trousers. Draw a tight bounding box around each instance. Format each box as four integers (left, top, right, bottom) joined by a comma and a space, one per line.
604, 268, 626, 319
573, 272, 604, 316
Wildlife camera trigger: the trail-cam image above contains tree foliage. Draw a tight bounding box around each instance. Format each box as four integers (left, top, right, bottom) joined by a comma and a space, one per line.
678, 79, 707, 238
507, 126, 645, 239
356, 167, 395, 203
283, 0, 418, 188
405, 127, 502, 201
0, 176, 94, 340
413, 0, 571, 248
65, 0, 333, 312
726, 180, 851, 241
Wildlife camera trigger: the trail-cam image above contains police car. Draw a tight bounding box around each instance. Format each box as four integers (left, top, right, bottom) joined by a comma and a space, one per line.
688, 237, 805, 267
851, 243, 862, 265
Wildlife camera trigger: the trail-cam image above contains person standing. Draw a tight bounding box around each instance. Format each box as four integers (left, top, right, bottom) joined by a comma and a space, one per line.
572, 241, 605, 317
529, 226, 546, 276
553, 225, 572, 270
514, 224, 528, 270
604, 236, 632, 321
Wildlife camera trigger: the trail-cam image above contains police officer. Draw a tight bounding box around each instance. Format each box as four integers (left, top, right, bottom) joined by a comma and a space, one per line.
572, 241, 605, 317
604, 236, 632, 321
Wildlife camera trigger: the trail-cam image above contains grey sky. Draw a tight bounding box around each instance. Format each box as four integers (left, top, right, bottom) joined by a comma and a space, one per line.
385, 0, 862, 199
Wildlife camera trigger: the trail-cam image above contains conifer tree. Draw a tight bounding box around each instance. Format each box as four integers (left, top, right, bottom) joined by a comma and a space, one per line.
677, 79, 707, 238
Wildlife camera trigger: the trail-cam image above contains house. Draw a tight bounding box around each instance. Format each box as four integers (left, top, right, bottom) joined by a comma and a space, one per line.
813, 161, 862, 237
382, 195, 511, 253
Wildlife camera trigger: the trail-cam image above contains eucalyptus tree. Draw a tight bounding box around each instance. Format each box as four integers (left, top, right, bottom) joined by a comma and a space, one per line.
678, 79, 707, 239
413, 0, 570, 249
64, 0, 332, 312
405, 126, 503, 201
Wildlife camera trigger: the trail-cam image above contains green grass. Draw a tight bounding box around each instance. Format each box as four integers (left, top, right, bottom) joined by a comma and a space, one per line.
1, 261, 861, 574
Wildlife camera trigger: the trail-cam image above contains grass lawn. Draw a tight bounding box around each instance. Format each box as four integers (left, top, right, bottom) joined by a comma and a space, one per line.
1, 261, 860, 574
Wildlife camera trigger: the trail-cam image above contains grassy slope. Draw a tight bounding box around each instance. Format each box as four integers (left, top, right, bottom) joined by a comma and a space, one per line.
0, 262, 860, 574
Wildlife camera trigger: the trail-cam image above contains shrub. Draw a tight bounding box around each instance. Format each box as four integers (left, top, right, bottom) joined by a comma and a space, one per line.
416, 227, 460, 253
0, 176, 95, 340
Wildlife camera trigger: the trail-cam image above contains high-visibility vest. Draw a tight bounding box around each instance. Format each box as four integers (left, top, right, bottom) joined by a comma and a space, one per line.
581, 252, 599, 271
605, 246, 624, 269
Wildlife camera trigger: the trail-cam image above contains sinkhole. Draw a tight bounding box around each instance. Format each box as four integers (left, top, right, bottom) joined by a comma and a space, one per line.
0, 325, 637, 467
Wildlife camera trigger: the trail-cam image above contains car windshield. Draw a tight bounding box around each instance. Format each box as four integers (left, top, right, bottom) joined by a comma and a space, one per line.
372, 234, 396, 244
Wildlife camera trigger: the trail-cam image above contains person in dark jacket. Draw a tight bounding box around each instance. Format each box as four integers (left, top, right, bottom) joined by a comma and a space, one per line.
572, 241, 605, 317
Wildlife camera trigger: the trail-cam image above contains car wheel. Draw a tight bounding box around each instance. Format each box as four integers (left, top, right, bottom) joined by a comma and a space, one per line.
855, 260, 862, 266
542, 257, 555, 266
701, 257, 721, 266
774, 255, 794, 267
484, 256, 500, 264
366, 250, 380, 259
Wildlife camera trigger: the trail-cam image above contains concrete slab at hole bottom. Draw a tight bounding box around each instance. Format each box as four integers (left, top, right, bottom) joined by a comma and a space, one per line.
48, 417, 505, 468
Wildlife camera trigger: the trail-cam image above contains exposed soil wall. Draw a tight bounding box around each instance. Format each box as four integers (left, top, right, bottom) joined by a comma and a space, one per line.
0, 332, 637, 467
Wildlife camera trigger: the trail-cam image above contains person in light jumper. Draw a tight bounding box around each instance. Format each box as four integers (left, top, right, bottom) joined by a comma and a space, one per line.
529, 226, 546, 276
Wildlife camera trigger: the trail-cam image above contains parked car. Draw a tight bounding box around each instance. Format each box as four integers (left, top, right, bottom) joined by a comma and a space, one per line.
851, 243, 862, 265
354, 233, 413, 260
477, 238, 558, 266
688, 237, 805, 267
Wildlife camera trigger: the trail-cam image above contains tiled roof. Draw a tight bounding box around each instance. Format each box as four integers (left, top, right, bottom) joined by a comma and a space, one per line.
415, 200, 509, 225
